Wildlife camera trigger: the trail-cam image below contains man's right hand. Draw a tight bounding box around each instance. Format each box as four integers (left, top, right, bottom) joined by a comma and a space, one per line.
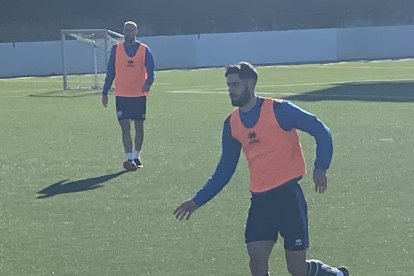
173, 199, 199, 221
102, 95, 108, 107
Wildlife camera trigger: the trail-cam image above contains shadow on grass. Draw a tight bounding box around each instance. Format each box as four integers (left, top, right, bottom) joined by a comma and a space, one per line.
282, 81, 414, 102
36, 170, 127, 199
29, 89, 100, 98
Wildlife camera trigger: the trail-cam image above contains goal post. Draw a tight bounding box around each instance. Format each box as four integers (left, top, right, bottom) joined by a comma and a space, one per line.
60, 29, 124, 90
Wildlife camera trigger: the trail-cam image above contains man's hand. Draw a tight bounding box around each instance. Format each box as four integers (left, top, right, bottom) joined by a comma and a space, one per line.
313, 169, 327, 194
173, 199, 199, 221
102, 95, 108, 107
142, 84, 150, 93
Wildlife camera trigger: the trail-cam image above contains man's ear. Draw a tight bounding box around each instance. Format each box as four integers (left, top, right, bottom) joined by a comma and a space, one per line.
247, 78, 256, 91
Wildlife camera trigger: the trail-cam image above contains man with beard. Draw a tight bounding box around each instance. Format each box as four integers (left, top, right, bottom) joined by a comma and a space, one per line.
102, 20, 155, 171
174, 62, 349, 276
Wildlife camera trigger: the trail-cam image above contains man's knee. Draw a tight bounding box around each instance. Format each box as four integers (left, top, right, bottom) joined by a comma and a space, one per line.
119, 120, 131, 131
286, 263, 306, 276
249, 256, 269, 276
247, 241, 274, 276
285, 250, 307, 276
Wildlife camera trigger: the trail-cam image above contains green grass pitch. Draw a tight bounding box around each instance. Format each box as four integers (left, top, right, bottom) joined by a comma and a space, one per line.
0, 59, 413, 275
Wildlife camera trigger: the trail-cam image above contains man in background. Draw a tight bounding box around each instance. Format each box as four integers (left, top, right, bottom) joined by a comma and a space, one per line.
102, 20, 155, 171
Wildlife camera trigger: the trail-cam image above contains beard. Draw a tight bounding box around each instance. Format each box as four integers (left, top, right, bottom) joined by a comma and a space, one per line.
124, 35, 135, 43
230, 87, 251, 107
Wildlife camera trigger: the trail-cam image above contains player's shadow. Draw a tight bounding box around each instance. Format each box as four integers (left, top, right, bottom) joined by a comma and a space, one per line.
282, 81, 414, 102
36, 170, 127, 199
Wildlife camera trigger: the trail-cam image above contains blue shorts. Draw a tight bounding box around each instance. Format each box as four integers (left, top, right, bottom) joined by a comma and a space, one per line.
244, 179, 309, 251
115, 96, 147, 121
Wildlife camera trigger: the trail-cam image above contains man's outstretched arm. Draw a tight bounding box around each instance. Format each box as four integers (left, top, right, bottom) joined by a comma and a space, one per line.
174, 117, 242, 220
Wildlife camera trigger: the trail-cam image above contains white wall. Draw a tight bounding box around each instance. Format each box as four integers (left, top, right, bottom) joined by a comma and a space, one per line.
1, 25, 414, 78
141, 34, 198, 69
0, 41, 62, 77
336, 25, 414, 60
194, 28, 338, 67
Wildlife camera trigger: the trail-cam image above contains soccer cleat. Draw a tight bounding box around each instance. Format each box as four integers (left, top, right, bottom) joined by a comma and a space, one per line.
337, 266, 349, 276
123, 160, 138, 171
134, 158, 143, 168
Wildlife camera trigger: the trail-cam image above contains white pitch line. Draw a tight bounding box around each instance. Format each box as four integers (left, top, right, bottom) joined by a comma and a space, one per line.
168, 77, 414, 98
168, 77, 414, 92
168, 90, 226, 94
257, 92, 414, 100
257, 78, 414, 88
167, 90, 414, 100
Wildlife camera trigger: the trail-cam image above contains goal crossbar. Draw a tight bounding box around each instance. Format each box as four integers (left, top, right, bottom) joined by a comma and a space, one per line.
60, 29, 124, 90
61, 29, 121, 34
67, 33, 96, 45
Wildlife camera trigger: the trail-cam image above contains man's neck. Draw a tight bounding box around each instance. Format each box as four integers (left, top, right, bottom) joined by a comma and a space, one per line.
240, 96, 257, 112
124, 39, 136, 44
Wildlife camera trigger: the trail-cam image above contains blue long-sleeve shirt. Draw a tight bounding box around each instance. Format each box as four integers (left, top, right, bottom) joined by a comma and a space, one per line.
102, 41, 155, 95
193, 97, 333, 207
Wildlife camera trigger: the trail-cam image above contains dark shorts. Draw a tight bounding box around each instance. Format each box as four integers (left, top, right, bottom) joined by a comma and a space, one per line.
244, 179, 309, 251
115, 96, 147, 121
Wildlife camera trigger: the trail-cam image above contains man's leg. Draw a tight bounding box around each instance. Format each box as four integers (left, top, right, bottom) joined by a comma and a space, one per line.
285, 251, 349, 276
285, 249, 307, 276
285, 254, 349, 276
119, 119, 138, 171
131, 96, 146, 167
246, 240, 275, 276
133, 119, 144, 167
280, 181, 348, 276
133, 119, 144, 152
119, 119, 133, 154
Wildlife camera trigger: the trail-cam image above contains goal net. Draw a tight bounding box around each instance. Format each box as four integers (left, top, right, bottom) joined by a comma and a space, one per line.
60, 29, 124, 90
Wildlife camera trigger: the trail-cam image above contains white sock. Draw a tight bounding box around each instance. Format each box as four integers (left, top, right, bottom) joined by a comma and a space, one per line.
133, 150, 140, 159
126, 152, 134, 161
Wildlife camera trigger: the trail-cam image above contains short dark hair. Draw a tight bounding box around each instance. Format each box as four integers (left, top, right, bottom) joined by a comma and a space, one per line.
225, 61, 258, 82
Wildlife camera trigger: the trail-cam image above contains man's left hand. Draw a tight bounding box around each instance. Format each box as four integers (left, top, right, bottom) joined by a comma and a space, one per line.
142, 84, 150, 92
313, 169, 327, 194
